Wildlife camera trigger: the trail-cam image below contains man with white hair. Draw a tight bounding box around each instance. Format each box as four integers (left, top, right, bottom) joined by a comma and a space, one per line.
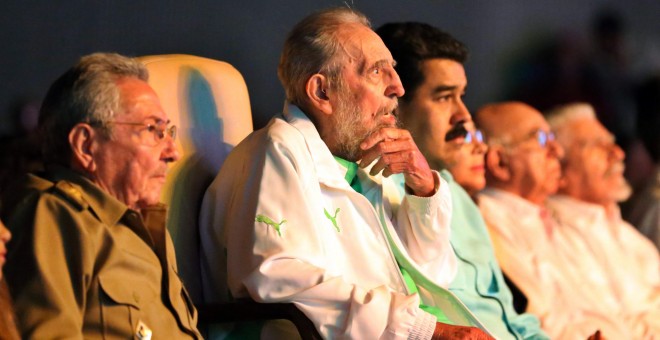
546, 102, 660, 339
475, 101, 624, 339
200, 7, 492, 339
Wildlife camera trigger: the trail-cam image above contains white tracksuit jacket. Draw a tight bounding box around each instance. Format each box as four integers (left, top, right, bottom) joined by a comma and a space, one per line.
199, 104, 487, 339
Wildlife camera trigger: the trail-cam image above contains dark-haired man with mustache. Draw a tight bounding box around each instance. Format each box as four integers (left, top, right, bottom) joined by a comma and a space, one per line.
200, 7, 492, 340
377, 22, 549, 340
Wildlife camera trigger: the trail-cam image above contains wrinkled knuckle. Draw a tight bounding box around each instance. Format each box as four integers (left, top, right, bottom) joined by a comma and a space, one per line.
405, 151, 414, 161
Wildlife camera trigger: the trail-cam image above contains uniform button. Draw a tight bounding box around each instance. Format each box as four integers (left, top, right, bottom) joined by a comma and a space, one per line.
133, 291, 140, 304
126, 212, 140, 225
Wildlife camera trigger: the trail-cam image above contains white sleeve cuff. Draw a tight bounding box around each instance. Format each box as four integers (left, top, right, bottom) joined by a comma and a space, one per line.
404, 171, 450, 216
408, 309, 436, 340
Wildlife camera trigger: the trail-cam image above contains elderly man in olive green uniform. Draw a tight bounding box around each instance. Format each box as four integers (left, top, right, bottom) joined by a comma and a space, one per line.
1, 53, 201, 339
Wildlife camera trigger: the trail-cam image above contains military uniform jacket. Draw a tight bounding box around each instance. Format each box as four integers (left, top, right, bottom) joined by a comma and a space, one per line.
2, 166, 201, 339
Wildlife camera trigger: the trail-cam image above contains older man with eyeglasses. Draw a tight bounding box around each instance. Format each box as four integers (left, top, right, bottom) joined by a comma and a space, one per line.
545, 102, 660, 339
475, 101, 636, 339
1, 53, 201, 339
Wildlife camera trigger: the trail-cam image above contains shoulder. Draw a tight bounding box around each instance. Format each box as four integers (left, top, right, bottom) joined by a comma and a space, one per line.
228, 116, 313, 169
263, 116, 311, 160
1, 173, 91, 230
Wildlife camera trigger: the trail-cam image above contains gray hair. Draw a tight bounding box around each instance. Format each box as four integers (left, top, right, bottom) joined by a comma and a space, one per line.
545, 102, 597, 149
277, 7, 370, 110
39, 52, 148, 165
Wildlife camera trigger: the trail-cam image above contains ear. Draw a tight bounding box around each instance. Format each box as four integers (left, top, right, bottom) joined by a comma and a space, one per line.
68, 123, 97, 173
305, 73, 333, 115
485, 145, 511, 182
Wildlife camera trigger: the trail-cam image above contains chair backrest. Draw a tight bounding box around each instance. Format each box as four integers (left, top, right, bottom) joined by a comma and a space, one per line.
139, 54, 253, 304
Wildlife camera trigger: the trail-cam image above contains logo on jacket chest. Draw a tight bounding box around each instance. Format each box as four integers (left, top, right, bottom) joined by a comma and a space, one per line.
324, 207, 341, 232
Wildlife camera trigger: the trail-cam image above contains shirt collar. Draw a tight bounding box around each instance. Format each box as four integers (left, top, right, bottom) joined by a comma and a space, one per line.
481, 187, 543, 216
283, 104, 366, 190
546, 194, 610, 231
334, 156, 358, 183
333, 156, 364, 194
282, 104, 389, 198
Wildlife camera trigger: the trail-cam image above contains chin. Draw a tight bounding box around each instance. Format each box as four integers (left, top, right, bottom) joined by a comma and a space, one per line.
469, 183, 486, 194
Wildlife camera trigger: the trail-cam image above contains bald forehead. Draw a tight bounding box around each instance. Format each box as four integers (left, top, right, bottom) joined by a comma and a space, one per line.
476, 102, 547, 140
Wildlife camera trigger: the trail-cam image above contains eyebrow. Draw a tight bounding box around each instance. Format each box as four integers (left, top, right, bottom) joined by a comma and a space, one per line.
359, 59, 394, 75
144, 116, 170, 125
431, 85, 460, 95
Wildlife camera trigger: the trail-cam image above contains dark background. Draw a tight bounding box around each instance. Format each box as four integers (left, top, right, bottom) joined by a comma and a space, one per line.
2, 0, 659, 134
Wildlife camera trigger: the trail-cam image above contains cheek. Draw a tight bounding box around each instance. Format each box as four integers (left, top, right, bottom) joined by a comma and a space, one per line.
426, 108, 452, 135
469, 152, 484, 165
362, 90, 382, 113
453, 152, 480, 175
516, 155, 544, 184
427, 123, 457, 156
583, 154, 609, 180
431, 141, 462, 168
126, 160, 149, 191
452, 163, 485, 191
130, 152, 160, 189
582, 152, 607, 173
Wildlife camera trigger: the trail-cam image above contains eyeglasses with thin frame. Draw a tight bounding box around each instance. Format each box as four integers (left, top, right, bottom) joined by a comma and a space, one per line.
464, 129, 484, 144
533, 129, 555, 148
445, 123, 484, 145
507, 129, 555, 149
104, 121, 177, 146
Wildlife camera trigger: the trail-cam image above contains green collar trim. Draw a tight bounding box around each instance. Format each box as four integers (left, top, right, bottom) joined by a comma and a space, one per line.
333, 156, 362, 194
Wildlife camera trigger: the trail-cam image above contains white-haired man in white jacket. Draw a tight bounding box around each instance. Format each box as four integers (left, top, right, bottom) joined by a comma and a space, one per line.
199, 7, 493, 340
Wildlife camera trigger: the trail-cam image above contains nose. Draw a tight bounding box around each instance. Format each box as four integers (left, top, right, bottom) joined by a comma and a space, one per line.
610, 143, 625, 161
473, 141, 488, 154
386, 68, 405, 98
161, 137, 181, 163
452, 100, 471, 125
0, 222, 11, 244
548, 140, 564, 160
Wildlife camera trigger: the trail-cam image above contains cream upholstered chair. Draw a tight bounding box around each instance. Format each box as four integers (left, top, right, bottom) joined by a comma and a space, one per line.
139, 54, 319, 339
139, 54, 253, 304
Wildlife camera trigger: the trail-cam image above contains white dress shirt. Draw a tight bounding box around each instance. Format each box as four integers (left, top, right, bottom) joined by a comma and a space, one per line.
547, 194, 660, 339
479, 188, 633, 339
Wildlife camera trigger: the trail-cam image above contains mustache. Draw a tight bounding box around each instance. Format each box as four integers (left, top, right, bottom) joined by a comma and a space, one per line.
445, 121, 468, 142
377, 100, 401, 127
380, 99, 398, 116
605, 161, 625, 176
